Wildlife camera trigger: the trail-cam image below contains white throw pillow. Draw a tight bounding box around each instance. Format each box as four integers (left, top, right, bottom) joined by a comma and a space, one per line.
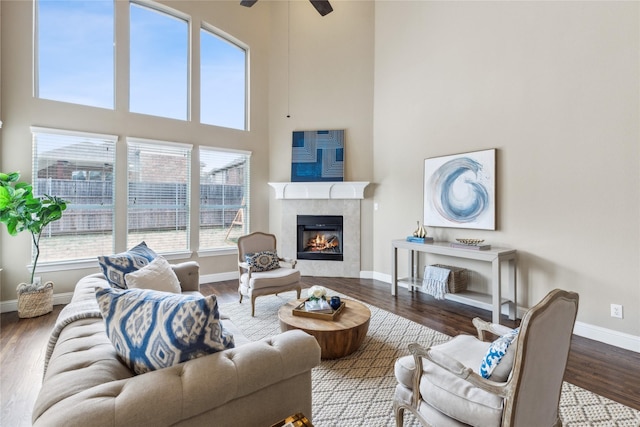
125, 256, 181, 293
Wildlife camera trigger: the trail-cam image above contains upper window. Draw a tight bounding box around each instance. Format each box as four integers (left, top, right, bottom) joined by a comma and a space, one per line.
199, 148, 250, 250
130, 2, 189, 120
32, 127, 117, 263
200, 27, 247, 130
36, 0, 115, 109
35, 1, 248, 127
127, 138, 192, 253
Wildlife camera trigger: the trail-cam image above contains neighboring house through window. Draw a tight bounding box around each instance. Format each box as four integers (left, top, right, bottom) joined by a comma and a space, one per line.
32, 127, 117, 263
199, 147, 251, 250
127, 138, 192, 254
31, 0, 251, 267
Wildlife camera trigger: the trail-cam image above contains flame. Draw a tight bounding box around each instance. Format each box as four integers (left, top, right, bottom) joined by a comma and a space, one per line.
305, 233, 339, 252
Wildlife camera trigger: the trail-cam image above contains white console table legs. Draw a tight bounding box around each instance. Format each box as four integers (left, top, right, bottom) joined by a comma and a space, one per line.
391, 240, 518, 325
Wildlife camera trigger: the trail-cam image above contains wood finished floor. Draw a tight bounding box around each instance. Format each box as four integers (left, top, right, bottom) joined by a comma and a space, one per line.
1, 276, 638, 427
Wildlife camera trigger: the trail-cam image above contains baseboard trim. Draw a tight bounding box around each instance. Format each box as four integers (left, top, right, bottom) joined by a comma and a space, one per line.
0, 273, 239, 314
3, 270, 638, 353
366, 271, 639, 353
0, 291, 74, 313
573, 321, 640, 353
200, 271, 239, 284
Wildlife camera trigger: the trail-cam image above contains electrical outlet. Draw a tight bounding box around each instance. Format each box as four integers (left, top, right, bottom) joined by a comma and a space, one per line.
610, 304, 623, 319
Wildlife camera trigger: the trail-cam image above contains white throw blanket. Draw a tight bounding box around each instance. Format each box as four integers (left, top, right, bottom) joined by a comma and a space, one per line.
43, 298, 103, 378
422, 265, 451, 300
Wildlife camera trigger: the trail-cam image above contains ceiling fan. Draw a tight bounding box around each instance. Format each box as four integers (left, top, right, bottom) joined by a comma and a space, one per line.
240, 0, 333, 16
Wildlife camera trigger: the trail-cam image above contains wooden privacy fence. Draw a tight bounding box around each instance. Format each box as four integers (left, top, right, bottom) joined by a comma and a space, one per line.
36, 179, 245, 235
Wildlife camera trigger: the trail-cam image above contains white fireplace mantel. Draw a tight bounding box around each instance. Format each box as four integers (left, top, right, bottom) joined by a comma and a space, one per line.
268, 182, 369, 200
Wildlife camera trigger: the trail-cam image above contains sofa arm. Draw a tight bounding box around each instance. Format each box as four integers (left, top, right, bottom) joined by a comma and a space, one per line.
171, 261, 200, 292
33, 330, 321, 427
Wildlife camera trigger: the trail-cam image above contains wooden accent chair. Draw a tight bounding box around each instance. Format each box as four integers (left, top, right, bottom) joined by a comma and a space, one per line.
393, 289, 579, 427
237, 232, 302, 316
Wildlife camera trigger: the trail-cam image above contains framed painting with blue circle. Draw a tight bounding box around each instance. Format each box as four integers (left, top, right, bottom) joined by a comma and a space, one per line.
291, 130, 344, 182
424, 149, 496, 230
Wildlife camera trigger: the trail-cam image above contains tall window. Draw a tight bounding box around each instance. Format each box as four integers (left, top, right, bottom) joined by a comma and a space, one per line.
32, 127, 117, 262
201, 26, 247, 130
127, 138, 191, 253
130, 1, 189, 120
199, 148, 250, 249
36, 0, 115, 109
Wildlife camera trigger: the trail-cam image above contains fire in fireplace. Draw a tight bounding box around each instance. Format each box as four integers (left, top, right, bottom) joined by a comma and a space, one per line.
297, 215, 343, 261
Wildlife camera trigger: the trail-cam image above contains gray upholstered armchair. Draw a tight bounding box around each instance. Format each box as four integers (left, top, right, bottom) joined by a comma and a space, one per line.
237, 231, 302, 316
393, 289, 579, 427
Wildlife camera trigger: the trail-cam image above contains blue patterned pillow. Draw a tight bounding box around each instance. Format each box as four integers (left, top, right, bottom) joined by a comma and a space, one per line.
479, 328, 519, 379
95, 287, 234, 374
245, 251, 280, 272
97, 242, 157, 289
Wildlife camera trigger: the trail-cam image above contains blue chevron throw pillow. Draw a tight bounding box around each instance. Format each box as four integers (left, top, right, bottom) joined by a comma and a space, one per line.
97, 241, 158, 289
95, 287, 234, 374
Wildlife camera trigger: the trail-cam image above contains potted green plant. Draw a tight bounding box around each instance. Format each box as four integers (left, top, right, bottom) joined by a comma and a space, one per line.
0, 171, 68, 318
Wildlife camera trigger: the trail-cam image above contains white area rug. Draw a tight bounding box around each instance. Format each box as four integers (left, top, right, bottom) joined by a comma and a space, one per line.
220, 290, 640, 427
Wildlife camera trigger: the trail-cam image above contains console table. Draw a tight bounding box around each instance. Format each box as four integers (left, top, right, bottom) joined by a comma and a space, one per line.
391, 240, 517, 324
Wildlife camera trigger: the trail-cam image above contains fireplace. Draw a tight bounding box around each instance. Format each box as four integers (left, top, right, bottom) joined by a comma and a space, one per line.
297, 215, 343, 261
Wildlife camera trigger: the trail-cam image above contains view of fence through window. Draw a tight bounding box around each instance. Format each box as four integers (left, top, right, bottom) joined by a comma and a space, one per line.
31, 1, 251, 264
32, 129, 251, 264
127, 138, 192, 253
199, 147, 250, 248
33, 128, 117, 262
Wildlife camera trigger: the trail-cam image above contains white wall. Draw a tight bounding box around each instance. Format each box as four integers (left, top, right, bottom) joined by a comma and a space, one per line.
267, 0, 375, 268
373, 1, 639, 339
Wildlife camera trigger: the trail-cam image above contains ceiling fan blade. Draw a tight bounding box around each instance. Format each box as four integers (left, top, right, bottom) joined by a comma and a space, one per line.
309, 0, 333, 16
241, 0, 332, 16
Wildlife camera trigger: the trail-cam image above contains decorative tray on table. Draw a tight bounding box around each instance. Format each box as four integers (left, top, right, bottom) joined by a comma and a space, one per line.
292, 299, 345, 320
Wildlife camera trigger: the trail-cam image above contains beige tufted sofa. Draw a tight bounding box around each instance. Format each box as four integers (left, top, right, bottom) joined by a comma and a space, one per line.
33, 262, 321, 427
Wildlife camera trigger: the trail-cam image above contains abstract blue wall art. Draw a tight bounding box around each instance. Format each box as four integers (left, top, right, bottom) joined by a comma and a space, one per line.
424, 149, 496, 230
291, 130, 344, 182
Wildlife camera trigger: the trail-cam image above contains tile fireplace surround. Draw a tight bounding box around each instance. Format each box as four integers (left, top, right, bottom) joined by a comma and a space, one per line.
269, 182, 369, 278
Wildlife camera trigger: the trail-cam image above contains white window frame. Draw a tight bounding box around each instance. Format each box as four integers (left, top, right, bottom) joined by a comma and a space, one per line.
30, 126, 118, 272
129, 0, 191, 121
197, 146, 251, 256
126, 137, 193, 258
200, 23, 249, 131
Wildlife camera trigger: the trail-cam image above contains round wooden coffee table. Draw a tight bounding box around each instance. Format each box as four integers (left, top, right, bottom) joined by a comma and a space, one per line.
278, 299, 371, 359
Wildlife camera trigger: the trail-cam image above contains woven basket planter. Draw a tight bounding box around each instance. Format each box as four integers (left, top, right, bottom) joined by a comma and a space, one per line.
17, 281, 54, 318
431, 264, 468, 293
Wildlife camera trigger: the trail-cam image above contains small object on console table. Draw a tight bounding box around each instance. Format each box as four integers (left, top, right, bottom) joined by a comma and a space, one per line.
406, 236, 434, 244
450, 242, 491, 250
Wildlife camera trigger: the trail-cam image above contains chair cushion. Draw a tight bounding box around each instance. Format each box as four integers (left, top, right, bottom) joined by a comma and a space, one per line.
480, 328, 519, 379
395, 335, 488, 388
125, 256, 182, 294
95, 287, 234, 374
241, 268, 301, 291
97, 242, 157, 289
394, 335, 506, 427
245, 251, 280, 272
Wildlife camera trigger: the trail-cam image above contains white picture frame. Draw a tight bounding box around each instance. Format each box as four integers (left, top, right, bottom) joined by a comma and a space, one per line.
424, 149, 496, 230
